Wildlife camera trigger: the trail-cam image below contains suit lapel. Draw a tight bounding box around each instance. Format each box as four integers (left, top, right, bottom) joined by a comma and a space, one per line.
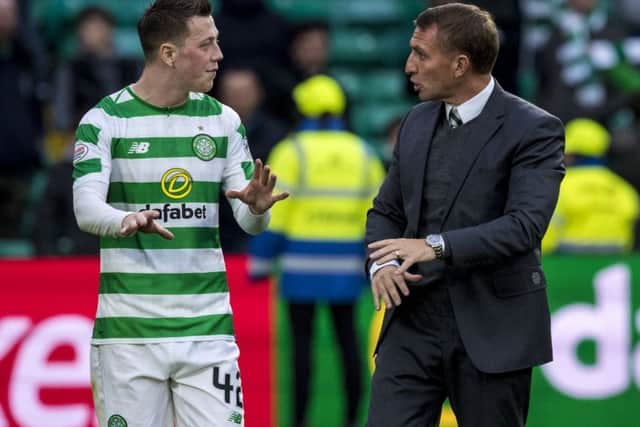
440, 85, 506, 227
405, 102, 442, 236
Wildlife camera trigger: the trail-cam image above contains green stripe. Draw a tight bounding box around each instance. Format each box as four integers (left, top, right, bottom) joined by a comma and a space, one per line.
73, 158, 102, 180
241, 161, 255, 180
112, 136, 228, 159
99, 272, 228, 294
100, 227, 220, 250
92, 314, 234, 339
98, 92, 222, 118
107, 181, 220, 203
76, 124, 101, 145
237, 123, 247, 139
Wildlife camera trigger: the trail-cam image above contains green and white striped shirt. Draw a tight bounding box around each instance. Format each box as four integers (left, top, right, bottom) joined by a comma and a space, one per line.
72, 87, 269, 344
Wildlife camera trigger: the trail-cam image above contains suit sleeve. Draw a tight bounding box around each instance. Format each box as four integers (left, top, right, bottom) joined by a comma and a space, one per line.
443, 114, 565, 266
364, 115, 408, 270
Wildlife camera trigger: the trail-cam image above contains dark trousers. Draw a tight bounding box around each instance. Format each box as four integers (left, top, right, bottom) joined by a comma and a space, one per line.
366, 286, 532, 427
288, 302, 362, 427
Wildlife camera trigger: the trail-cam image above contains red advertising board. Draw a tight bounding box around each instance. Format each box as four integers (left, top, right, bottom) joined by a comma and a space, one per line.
0, 256, 272, 427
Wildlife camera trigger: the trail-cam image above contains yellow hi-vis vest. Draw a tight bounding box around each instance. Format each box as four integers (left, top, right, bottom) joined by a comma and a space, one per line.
250, 129, 385, 301
543, 165, 640, 253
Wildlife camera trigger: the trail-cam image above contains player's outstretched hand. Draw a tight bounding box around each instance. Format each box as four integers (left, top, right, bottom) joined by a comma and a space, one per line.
120, 210, 174, 239
225, 158, 289, 214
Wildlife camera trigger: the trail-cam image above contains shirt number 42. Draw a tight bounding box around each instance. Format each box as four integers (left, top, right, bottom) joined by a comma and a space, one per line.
213, 366, 243, 408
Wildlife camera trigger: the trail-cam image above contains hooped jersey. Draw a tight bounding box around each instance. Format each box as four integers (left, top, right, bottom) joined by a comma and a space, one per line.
73, 87, 258, 345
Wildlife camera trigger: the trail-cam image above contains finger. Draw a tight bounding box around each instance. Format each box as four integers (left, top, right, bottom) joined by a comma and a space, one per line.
375, 273, 394, 309
253, 159, 263, 181
143, 210, 160, 220
379, 284, 392, 309
369, 246, 396, 260
369, 244, 397, 257
225, 189, 241, 199
395, 258, 414, 275
368, 239, 394, 249
384, 278, 402, 306
266, 173, 277, 192
135, 213, 148, 228
261, 165, 271, 186
369, 249, 398, 264
153, 224, 175, 240
120, 223, 133, 236
403, 272, 423, 282
272, 191, 289, 202
371, 282, 380, 311
120, 217, 131, 233
392, 273, 411, 297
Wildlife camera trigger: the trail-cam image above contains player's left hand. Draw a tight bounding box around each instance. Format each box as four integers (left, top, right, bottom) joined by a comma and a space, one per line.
225, 159, 289, 214
368, 238, 436, 275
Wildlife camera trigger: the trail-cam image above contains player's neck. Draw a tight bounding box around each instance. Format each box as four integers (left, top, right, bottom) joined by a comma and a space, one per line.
131, 67, 189, 108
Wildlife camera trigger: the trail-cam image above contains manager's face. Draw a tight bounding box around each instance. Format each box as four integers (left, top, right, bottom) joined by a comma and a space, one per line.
405, 25, 459, 102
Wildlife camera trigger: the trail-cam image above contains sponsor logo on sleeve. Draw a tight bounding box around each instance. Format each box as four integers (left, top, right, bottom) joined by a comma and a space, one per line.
73, 143, 89, 163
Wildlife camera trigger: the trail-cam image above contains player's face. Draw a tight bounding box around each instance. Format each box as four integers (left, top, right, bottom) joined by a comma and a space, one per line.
174, 15, 223, 93
405, 25, 459, 102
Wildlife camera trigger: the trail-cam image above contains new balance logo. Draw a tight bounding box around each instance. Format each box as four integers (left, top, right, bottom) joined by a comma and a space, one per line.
128, 142, 150, 154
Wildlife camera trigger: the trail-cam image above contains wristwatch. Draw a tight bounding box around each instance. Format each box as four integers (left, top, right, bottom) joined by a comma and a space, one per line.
425, 234, 445, 260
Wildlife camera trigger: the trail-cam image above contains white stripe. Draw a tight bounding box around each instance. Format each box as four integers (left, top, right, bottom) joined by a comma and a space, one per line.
562, 61, 591, 85
111, 157, 227, 183
110, 202, 219, 228
91, 335, 235, 345
281, 255, 363, 274
101, 248, 226, 274
79, 108, 110, 132
623, 37, 640, 64
589, 40, 617, 69
96, 292, 231, 318
109, 88, 133, 103
109, 115, 230, 139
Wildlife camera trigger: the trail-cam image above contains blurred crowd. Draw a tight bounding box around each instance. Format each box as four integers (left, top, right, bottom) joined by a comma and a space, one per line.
1, 0, 640, 257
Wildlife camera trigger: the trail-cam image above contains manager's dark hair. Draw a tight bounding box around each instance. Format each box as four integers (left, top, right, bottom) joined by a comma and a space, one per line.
415, 3, 499, 74
137, 0, 212, 62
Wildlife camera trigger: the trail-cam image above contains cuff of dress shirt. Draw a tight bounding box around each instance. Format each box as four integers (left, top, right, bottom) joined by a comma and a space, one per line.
369, 260, 400, 280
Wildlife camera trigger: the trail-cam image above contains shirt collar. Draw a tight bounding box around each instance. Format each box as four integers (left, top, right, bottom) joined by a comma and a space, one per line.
445, 77, 495, 125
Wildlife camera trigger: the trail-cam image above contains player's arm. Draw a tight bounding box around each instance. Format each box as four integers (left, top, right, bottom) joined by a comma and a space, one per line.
72, 107, 173, 239
221, 109, 288, 234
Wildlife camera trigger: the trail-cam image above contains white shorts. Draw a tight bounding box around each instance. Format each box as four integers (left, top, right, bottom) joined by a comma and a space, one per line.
90, 340, 244, 427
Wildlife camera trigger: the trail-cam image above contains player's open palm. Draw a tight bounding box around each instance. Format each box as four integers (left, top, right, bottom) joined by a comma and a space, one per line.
225, 159, 289, 214
120, 210, 174, 239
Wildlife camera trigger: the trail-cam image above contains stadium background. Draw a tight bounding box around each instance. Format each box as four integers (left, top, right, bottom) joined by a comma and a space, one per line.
2, 0, 640, 426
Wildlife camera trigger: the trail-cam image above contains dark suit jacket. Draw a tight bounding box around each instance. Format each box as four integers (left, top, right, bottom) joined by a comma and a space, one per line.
366, 83, 565, 374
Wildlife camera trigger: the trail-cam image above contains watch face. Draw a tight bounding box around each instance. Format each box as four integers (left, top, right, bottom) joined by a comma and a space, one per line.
427, 235, 439, 246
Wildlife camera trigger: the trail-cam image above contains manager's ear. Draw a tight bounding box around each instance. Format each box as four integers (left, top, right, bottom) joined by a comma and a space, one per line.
452, 54, 471, 78
159, 42, 178, 68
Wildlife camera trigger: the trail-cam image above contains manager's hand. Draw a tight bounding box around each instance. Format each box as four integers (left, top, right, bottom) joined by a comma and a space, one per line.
120, 210, 174, 239
371, 265, 422, 310
369, 238, 436, 275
